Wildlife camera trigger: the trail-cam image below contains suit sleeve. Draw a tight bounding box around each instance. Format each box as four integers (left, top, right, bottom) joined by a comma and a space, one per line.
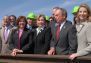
76, 24, 91, 56
50, 27, 56, 49
8, 29, 15, 50
68, 25, 77, 54
21, 31, 33, 51
41, 27, 52, 54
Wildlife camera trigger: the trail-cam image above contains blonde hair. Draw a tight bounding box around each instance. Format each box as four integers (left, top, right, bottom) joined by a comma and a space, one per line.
37, 14, 46, 21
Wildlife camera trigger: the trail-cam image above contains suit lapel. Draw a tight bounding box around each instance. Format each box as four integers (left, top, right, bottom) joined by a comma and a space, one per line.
36, 27, 46, 37
54, 23, 57, 41
76, 24, 84, 33
53, 22, 67, 46
58, 22, 67, 41
1, 27, 5, 42
5, 29, 12, 44
20, 29, 27, 42
14, 29, 19, 43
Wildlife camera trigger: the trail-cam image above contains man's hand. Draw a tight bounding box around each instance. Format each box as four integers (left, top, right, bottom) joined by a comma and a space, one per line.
69, 53, 78, 60
12, 48, 19, 52
48, 47, 55, 55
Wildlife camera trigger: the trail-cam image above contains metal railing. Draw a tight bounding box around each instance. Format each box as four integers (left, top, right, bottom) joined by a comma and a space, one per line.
0, 54, 91, 63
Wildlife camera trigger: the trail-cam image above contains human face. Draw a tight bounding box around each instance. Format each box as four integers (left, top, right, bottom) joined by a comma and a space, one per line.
49, 18, 53, 22
10, 16, 15, 22
37, 17, 45, 27
52, 9, 57, 17
10, 16, 15, 25
54, 9, 65, 23
27, 19, 33, 25
19, 19, 26, 29
3, 16, 9, 26
2, 20, 8, 27
78, 7, 88, 21
3, 16, 9, 22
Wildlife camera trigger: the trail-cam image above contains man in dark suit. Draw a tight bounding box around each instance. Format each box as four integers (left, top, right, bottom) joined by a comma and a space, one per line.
48, 7, 77, 55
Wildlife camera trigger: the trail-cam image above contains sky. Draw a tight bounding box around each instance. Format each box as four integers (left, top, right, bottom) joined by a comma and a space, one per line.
0, 0, 91, 26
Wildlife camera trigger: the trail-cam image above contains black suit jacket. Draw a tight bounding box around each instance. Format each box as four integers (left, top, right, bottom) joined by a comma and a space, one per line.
33, 27, 51, 54
50, 21, 77, 55
9, 28, 33, 53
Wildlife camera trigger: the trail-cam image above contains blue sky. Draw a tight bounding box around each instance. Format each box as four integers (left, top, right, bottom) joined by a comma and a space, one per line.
0, 0, 91, 25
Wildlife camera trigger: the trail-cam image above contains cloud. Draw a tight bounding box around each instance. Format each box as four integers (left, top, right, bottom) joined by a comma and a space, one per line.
59, 0, 91, 7
0, 0, 90, 19
33, 0, 91, 17
1, 0, 91, 16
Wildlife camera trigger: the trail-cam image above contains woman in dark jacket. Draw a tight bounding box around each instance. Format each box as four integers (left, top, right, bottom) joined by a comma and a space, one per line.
9, 16, 33, 56
33, 14, 51, 54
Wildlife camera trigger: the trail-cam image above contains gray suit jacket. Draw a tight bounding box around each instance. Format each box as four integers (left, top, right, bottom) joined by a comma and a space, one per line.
50, 21, 77, 55
0, 27, 12, 54
76, 22, 91, 56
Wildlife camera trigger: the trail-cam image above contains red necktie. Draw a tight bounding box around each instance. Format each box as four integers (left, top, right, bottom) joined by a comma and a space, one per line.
56, 24, 60, 41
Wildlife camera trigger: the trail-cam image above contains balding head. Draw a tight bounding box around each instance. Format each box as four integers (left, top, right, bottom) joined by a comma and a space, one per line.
54, 8, 67, 23
2, 16, 9, 27
52, 7, 60, 16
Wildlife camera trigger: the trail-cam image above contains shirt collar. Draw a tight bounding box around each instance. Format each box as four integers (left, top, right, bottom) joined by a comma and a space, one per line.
55, 21, 66, 27
36, 26, 45, 31
27, 24, 32, 29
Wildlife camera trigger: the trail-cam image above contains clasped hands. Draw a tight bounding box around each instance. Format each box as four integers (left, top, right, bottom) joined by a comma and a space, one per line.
11, 48, 23, 56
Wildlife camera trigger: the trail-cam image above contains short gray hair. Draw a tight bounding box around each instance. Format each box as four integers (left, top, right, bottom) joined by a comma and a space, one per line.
57, 8, 67, 19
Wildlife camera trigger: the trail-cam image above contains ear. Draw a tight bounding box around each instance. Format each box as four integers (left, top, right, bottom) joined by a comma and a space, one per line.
62, 16, 66, 19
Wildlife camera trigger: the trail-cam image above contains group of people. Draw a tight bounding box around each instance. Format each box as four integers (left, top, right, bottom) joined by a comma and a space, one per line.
0, 3, 91, 60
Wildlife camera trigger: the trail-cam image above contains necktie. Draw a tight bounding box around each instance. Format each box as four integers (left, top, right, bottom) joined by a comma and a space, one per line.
4, 28, 9, 42
18, 30, 23, 49
56, 24, 60, 41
